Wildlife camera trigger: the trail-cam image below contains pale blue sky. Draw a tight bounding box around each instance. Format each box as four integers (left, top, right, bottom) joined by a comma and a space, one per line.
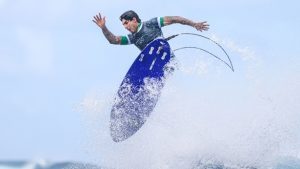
0, 0, 299, 165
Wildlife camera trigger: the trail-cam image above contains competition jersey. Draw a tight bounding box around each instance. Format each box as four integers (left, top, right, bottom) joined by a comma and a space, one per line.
121, 17, 165, 50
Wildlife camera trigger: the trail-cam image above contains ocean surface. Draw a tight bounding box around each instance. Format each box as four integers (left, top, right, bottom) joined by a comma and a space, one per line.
1, 158, 300, 169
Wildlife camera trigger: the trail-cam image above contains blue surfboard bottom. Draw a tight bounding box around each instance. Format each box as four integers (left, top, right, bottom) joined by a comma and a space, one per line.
110, 38, 172, 142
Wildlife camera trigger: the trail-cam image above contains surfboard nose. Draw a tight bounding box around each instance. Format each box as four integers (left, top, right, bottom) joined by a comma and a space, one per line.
110, 112, 145, 142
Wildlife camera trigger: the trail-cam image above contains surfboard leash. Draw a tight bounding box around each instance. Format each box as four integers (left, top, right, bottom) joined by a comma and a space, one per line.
165, 33, 234, 72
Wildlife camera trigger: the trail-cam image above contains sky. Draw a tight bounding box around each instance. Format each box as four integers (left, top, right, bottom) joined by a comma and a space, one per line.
0, 0, 299, 166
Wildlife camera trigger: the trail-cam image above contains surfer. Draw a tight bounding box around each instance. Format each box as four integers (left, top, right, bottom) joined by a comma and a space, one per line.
92, 11, 210, 142
92, 10, 209, 51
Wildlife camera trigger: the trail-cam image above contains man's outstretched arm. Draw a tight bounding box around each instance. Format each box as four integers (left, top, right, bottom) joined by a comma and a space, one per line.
163, 16, 209, 32
93, 13, 122, 44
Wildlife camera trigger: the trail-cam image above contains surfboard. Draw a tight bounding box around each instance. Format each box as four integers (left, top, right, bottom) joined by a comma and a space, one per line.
110, 38, 172, 142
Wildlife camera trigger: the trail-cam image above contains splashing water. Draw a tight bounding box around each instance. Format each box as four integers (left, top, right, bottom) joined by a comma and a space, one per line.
110, 77, 165, 142
78, 35, 300, 169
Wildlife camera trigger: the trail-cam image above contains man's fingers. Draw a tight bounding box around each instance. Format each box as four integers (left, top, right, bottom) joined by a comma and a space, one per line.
201, 21, 209, 27
93, 13, 104, 22
199, 21, 209, 31
194, 23, 209, 31
93, 16, 98, 21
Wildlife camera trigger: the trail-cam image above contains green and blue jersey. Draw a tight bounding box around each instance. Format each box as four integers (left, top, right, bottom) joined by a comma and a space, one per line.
120, 17, 165, 50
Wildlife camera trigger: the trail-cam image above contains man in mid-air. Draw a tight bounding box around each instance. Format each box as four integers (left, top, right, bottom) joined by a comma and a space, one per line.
93, 10, 209, 51
93, 10, 210, 142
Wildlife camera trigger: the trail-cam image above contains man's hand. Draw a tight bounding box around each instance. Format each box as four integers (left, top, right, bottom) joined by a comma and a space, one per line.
92, 12, 121, 44
194, 21, 209, 32
93, 13, 106, 29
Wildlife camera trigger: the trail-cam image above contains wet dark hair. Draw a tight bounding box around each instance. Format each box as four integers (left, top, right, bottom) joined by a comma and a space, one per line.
119, 10, 141, 23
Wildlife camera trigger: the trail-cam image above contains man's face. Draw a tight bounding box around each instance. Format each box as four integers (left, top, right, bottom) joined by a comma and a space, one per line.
122, 18, 138, 33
